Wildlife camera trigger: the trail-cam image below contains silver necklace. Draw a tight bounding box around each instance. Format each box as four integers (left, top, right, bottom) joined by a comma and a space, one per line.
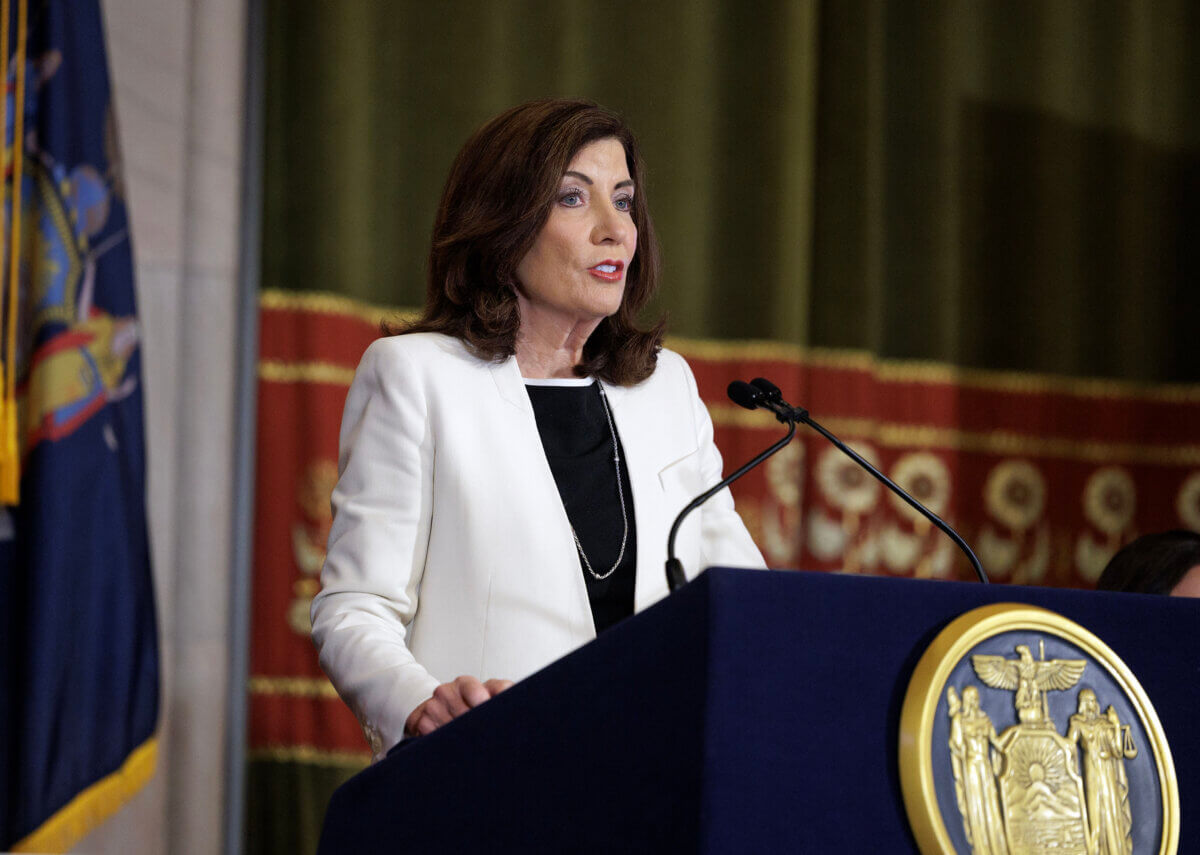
571, 383, 629, 581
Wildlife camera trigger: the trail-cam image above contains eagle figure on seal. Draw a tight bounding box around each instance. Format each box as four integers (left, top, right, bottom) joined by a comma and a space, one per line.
972, 644, 1087, 725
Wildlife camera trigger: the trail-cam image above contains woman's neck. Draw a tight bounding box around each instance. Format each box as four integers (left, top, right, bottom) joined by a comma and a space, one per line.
514, 335, 591, 378
514, 300, 603, 379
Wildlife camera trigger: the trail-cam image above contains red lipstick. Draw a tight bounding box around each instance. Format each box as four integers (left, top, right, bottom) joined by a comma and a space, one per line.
588, 260, 625, 282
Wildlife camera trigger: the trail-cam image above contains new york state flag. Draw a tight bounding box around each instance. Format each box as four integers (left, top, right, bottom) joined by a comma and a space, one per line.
0, 1, 160, 851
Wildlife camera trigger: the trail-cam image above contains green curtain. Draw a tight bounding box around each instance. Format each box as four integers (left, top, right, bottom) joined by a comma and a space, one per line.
265, 0, 1200, 378
262, 0, 821, 339
811, 1, 1200, 382
254, 2, 1200, 852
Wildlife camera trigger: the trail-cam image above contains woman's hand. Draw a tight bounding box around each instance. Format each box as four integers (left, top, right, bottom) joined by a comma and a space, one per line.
404, 675, 513, 737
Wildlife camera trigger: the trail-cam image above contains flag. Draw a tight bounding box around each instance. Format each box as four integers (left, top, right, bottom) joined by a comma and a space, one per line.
0, 1, 159, 851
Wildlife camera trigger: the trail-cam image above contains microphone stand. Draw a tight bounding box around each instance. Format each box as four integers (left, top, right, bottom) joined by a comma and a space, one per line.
663, 377, 989, 592
748, 379, 989, 585
665, 413, 796, 592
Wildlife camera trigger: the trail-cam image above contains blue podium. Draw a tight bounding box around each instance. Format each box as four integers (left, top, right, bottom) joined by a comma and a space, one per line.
317, 568, 1198, 853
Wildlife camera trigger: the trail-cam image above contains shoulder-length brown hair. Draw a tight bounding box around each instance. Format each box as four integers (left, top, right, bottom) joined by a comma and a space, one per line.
387, 99, 665, 385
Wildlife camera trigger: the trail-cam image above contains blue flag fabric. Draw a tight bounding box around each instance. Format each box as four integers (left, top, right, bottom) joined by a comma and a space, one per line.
0, 1, 159, 850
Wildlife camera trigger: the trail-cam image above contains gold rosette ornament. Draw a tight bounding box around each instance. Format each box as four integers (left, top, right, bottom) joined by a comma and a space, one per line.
980, 460, 1050, 583
815, 442, 881, 573
1082, 467, 1136, 537
1077, 467, 1137, 584
985, 460, 1046, 533
889, 452, 951, 525
1175, 471, 1200, 531
816, 442, 881, 515
758, 442, 804, 566
883, 452, 952, 577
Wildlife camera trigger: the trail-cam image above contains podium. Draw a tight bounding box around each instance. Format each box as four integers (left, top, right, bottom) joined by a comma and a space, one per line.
317, 568, 1198, 853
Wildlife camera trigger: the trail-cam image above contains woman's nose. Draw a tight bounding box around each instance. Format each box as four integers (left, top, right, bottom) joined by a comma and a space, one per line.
592, 203, 634, 246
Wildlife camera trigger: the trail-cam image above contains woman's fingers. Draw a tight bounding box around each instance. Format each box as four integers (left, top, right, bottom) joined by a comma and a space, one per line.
455, 675, 492, 708
412, 707, 442, 736
406, 676, 512, 737
405, 697, 447, 737
434, 680, 472, 717
483, 678, 513, 696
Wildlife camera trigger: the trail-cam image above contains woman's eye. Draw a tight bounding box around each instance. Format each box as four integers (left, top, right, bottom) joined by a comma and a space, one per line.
559, 191, 583, 207
614, 195, 633, 212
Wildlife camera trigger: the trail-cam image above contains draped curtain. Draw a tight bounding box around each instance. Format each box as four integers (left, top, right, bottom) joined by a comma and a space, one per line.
250, 2, 1200, 852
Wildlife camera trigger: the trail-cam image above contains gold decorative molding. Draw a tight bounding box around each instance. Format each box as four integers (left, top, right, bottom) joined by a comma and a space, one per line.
666, 335, 807, 364
249, 674, 340, 699
258, 360, 356, 387
256, 289, 1200, 404
672, 337, 1200, 404
707, 404, 1200, 466
248, 744, 370, 769
259, 289, 414, 327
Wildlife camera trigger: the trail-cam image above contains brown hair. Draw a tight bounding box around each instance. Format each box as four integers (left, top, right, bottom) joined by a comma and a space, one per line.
387, 99, 665, 385
1096, 529, 1200, 594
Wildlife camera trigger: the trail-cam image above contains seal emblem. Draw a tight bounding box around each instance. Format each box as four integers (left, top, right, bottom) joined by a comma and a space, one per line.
900, 604, 1178, 855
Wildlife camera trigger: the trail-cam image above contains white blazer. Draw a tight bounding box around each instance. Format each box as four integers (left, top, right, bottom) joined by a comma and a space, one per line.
311, 333, 765, 757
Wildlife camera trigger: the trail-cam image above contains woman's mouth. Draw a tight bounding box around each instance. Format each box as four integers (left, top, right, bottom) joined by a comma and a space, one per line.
588, 260, 625, 282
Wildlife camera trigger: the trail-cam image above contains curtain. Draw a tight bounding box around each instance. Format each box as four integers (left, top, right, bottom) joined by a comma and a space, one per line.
249, 2, 1200, 852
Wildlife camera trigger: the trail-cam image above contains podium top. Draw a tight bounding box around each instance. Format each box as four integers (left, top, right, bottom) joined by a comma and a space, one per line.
319, 568, 1199, 854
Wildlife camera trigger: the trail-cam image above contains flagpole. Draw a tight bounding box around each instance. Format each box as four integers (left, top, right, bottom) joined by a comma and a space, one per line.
224, 0, 266, 851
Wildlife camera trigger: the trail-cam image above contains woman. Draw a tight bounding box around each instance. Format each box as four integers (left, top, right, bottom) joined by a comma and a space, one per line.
311, 99, 765, 760
1096, 529, 1200, 597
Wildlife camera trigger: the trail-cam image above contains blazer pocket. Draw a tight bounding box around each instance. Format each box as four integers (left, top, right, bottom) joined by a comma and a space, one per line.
657, 447, 704, 498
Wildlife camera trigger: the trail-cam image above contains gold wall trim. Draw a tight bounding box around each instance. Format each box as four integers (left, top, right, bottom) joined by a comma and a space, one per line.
249, 674, 341, 699
258, 289, 1200, 404
259, 289, 414, 327
862, 354, 1200, 404
248, 744, 370, 768
258, 359, 356, 387
666, 335, 807, 364
704, 403, 782, 430
254, 357, 1200, 465
668, 341, 1200, 404
707, 404, 1200, 466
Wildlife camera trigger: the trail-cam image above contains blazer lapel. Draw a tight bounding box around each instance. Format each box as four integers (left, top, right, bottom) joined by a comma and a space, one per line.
604, 380, 686, 611
490, 357, 597, 638
490, 356, 533, 412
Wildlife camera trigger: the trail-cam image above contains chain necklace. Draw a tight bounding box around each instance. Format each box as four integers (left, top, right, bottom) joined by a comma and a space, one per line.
572, 383, 629, 581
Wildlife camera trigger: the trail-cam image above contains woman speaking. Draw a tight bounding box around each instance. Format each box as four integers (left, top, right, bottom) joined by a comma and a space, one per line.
311, 99, 765, 760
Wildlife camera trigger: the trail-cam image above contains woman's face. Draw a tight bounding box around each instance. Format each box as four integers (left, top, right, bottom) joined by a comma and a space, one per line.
514, 137, 637, 331
1172, 564, 1200, 597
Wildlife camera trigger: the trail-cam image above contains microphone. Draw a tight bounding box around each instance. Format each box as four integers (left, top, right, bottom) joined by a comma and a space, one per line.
664, 383, 798, 591
726, 379, 766, 411
747, 378, 990, 584
730, 378, 808, 423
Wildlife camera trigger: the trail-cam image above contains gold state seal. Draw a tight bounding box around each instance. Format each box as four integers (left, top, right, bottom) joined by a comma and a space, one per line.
900, 604, 1178, 855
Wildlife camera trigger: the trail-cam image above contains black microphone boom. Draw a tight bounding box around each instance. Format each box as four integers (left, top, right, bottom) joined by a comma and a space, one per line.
747, 378, 989, 584
664, 384, 797, 591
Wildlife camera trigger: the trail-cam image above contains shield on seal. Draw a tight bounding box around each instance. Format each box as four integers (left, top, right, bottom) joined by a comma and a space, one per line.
995, 726, 1088, 854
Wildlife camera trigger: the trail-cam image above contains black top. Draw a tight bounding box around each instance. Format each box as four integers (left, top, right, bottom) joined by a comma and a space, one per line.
526, 381, 636, 634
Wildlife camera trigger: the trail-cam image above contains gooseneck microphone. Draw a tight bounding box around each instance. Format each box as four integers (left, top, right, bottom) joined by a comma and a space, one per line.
664, 383, 797, 591
747, 377, 990, 584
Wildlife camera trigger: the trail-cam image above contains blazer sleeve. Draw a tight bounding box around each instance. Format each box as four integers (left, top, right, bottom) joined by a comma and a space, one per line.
310, 338, 441, 759
673, 351, 768, 571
